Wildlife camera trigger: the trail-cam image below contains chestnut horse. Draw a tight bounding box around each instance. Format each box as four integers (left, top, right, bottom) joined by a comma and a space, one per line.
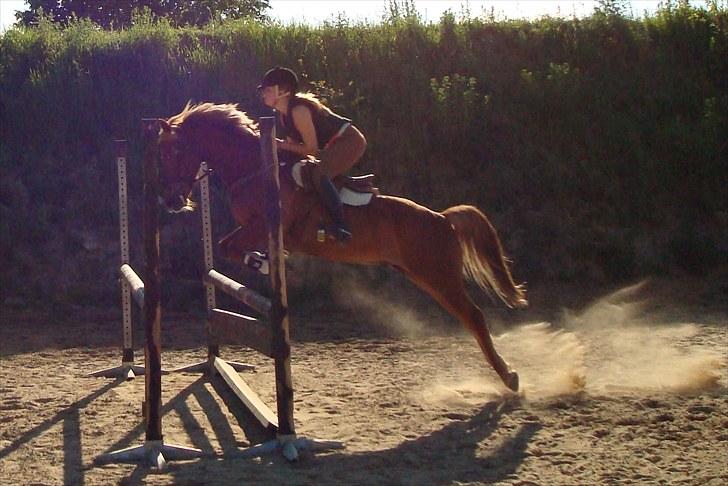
157, 103, 526, 391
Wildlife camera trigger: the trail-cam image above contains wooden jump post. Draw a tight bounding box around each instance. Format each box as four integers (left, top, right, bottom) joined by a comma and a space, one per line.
89, 140, 146, 380
95, 120, 203, 468
176, 117, 342, 461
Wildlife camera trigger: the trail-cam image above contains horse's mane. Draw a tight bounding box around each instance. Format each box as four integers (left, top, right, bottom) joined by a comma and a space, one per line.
167, 102, 259, 137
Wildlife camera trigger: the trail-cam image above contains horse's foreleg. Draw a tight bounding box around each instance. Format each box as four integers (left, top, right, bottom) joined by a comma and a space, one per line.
218, 215, 268, 264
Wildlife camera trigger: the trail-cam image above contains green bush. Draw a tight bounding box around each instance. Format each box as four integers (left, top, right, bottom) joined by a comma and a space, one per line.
1, 3, 726, 307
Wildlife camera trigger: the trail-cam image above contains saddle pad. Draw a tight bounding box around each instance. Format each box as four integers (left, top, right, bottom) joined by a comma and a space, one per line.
340, 187, 373, 206
291, 162, 373, 206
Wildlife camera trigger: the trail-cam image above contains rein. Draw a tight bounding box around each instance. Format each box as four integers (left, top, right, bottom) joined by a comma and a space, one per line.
180, 159, 279, 208
226, 160, 280, 196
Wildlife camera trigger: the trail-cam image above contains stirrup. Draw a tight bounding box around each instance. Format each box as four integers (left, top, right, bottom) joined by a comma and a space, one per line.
243, 251, 269, 275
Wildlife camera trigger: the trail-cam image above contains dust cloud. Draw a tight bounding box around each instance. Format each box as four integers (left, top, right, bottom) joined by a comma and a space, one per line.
557, 282, 726, 394
333, 273, 725, 402
332, 270, 435, 339
497, 281, 726, 399
497, 322, 588, 399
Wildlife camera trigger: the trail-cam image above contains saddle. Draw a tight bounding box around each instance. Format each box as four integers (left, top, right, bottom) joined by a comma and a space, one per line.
290, 160, 379, 206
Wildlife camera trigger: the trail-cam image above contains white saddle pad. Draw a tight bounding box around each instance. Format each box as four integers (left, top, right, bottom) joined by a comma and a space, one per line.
291, 162, 373, 206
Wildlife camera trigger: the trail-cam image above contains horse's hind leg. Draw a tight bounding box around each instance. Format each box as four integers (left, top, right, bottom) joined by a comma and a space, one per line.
438, 282, 518, 391
401, 239, 519, 391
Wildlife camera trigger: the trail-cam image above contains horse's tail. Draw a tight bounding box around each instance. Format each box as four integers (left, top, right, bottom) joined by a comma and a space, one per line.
443, 205, 527, 309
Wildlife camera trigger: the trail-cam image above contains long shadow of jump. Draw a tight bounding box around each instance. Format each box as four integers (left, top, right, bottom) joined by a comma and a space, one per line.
301, 399, 541, 485
155, 396, 541, 486
1, 351, 540, 486
0, 379, 120, 486
95, 373, 275, 484
98, 375, 272, 453
0, 373, 272, 486
55, 379, 538, 485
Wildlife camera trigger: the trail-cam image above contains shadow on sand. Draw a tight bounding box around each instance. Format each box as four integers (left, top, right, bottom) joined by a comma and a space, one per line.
0, 373, 538, 485
94, 379, 538, 485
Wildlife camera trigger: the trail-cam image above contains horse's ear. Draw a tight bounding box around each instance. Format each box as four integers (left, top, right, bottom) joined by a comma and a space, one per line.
159, 118, 172, 132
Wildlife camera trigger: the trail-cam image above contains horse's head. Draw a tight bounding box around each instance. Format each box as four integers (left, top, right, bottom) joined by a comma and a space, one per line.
156, 102, 266, 212
157, 118, 199, 213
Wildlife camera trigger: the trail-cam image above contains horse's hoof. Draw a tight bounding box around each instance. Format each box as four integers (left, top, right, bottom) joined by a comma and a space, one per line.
504, 371, 519, 392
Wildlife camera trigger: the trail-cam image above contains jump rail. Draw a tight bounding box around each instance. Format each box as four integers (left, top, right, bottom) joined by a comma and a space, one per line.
120, 264, 145, 308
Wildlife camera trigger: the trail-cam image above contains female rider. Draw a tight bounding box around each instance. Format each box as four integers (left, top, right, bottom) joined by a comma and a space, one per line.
258, 66, 367, 242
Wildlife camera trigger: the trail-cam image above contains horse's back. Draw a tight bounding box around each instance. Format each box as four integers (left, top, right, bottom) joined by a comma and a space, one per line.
284, 191, 452, 266
358, 194, 458, 266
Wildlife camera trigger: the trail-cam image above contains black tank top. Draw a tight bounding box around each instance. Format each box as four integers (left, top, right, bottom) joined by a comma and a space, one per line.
280, 97, 351, 149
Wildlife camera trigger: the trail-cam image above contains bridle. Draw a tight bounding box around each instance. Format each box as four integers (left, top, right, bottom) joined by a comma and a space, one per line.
158, 135, 210, 190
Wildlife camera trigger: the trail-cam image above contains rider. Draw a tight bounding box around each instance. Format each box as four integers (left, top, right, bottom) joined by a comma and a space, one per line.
258, 66, 367, 242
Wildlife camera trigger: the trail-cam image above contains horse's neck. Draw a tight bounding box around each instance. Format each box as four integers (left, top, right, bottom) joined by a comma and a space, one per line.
210, 154, 245, 189
198, 131, 261, 189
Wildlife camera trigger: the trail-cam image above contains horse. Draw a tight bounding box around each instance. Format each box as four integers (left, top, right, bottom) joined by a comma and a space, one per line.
157, 102, 526, 392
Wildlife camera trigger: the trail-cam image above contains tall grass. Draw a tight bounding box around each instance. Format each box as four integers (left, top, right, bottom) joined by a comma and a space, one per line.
0, 4, 726, 306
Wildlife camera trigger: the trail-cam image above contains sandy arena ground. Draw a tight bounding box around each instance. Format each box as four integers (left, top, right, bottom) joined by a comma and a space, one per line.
1, 277, 726, 485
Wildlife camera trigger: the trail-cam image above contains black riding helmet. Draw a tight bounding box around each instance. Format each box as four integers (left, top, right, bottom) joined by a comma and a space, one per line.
257, 67, 298, 93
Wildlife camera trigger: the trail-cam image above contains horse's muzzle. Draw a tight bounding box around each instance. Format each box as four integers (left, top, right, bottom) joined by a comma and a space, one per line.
158, 180, 193, 213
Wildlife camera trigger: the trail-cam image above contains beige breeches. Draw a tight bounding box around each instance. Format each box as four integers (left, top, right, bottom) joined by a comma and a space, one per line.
316, 124, 367, 178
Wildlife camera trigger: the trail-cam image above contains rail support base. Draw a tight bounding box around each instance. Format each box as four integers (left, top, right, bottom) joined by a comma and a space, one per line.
88, 362, 146, 380
95, 440, 204, 470
236, 435, 345, 462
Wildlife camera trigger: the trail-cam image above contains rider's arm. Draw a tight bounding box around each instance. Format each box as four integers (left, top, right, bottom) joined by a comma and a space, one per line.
278, 105, 319, 157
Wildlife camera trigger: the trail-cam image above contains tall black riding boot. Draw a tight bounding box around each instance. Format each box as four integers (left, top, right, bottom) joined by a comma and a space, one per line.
316, 175, 352, 242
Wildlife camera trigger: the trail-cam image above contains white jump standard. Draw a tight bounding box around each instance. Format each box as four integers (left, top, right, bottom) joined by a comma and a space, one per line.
89, 140, 145, 380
